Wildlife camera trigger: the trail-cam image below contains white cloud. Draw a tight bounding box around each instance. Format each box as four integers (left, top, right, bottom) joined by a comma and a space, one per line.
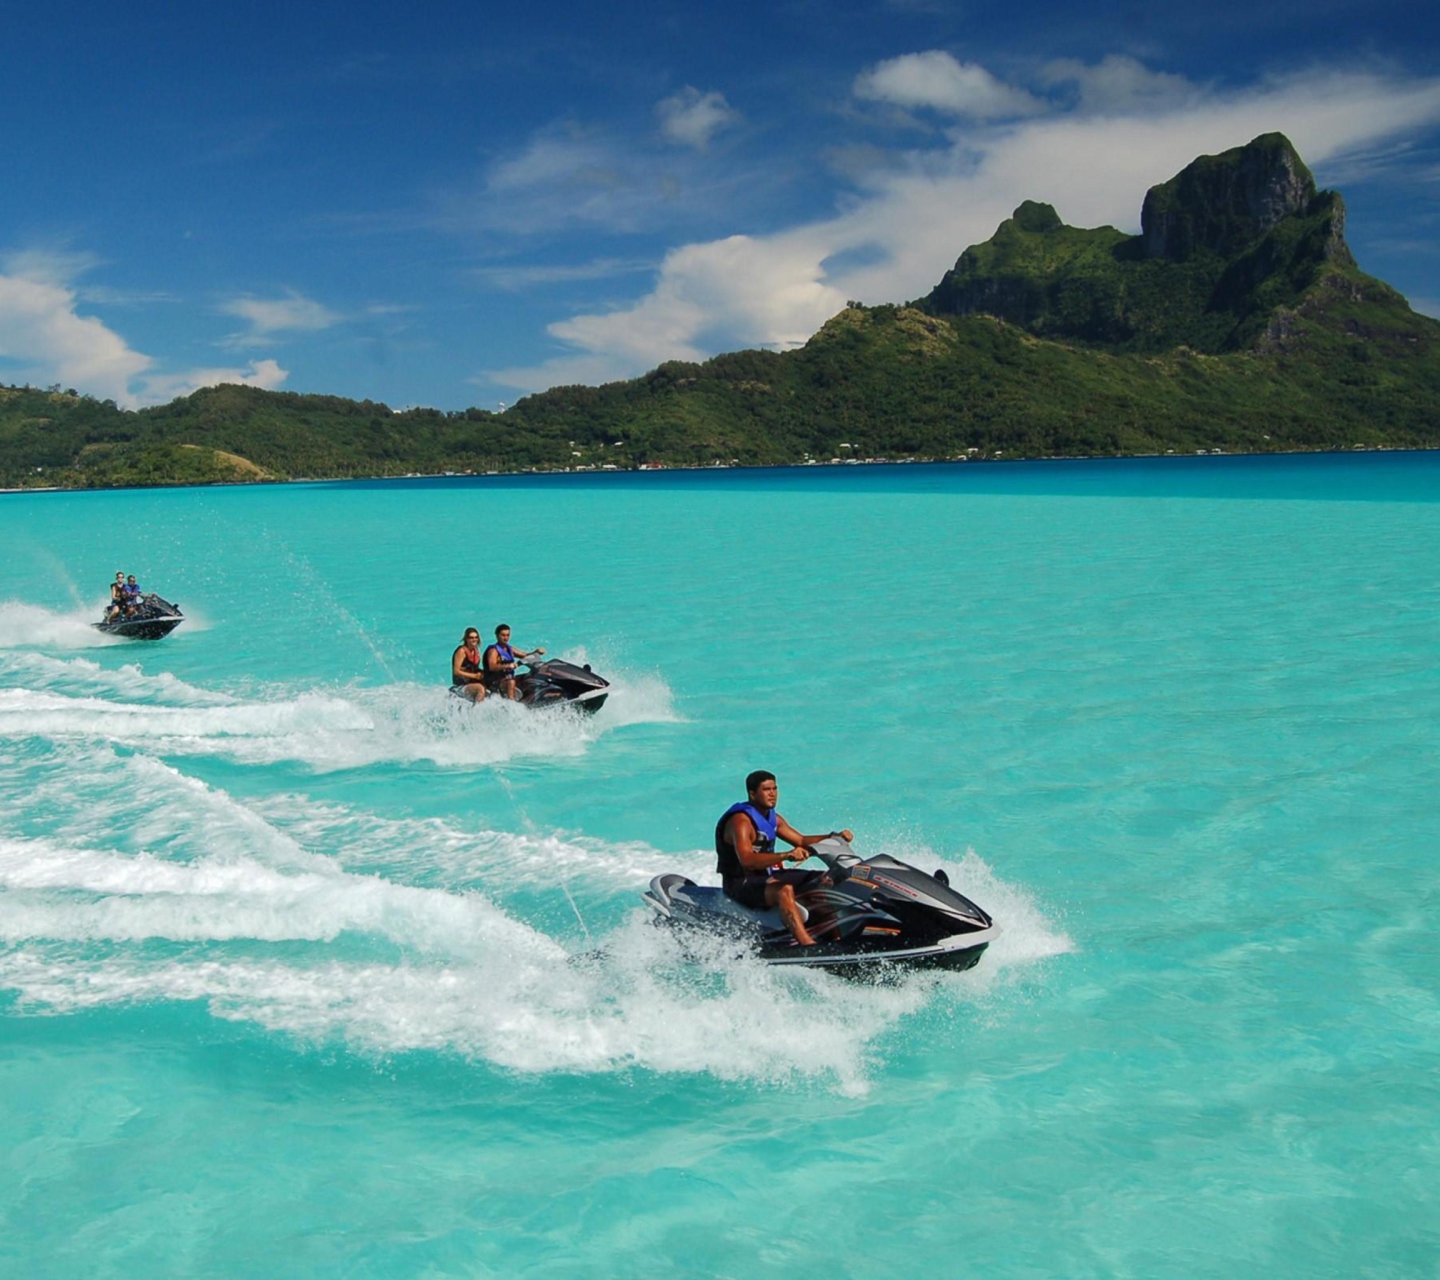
464, 129, 661, 235
1, 249, 177, 307
489, 63, 1440, 394
492, 229, 845, 389
78, 284, 178, 307
139, 359, 288, 402
473, 257, 653, 292
854, 51, 1044, 120
221, 289, 341, 345
1411, 296, 1440, 318
1, 247, 104, 284
1041, 55, 1198, 114
0, 272, 154, 404
656, 87, 740, 149
476, 352, 641, 391
449, 115, 774, 238
487, 133, 621, 193
0, 259, 290, 407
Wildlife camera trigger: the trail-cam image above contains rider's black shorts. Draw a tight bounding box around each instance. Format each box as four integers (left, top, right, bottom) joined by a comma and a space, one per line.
723, 869, 828, 910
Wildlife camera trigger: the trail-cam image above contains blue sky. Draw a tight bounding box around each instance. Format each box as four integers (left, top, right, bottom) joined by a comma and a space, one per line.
2, 0, 1438, 410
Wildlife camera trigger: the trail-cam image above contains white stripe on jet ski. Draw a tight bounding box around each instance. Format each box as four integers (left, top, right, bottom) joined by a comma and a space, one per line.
764, 925, 1001, 966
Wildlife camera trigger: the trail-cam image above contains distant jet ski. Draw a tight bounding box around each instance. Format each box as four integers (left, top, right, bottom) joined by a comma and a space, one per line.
94, 593, 185, 640
449, 657, 610, 713
641, 837, 997, 974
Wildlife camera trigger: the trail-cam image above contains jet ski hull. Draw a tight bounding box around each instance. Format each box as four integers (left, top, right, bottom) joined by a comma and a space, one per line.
93, 617, 184, 640
641, 840, 997, 976
448, 658, 610, 712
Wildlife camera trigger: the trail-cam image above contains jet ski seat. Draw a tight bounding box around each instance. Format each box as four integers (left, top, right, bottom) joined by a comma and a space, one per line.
671, 883, 808, 930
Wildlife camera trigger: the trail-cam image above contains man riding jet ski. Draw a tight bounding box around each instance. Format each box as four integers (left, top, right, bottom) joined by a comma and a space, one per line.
714, 770, 851, 946
642, 770, 997, 973
483, 624, 544, 700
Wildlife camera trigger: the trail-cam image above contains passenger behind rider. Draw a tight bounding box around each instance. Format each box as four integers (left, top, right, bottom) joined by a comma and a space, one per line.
451, 627, 489, 702
715, 770, 853, 947
483, 624, 545, 701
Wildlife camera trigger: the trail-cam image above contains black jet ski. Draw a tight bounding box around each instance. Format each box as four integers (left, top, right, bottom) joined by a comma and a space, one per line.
517, 658, 610, 711
94, 593, 185, 641
449, 657, 610, 712
642, 837, 997, 974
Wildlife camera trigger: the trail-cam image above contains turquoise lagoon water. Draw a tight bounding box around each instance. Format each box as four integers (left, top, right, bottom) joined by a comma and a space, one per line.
2, 453, 1438, 1277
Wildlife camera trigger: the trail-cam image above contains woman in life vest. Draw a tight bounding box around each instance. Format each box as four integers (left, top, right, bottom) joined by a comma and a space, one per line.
451, 627, 489, 701
106, 572, 126, 620
483, 624, 545, 700
715, 770, 853, 947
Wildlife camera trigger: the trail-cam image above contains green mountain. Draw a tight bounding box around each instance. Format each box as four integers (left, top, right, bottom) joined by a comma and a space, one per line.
3, 132, 1438, 489
920, 133, 1358, 354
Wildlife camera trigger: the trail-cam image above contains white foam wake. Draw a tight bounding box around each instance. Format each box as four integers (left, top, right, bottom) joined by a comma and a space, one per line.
0, 674, 675, 772
0, 836, 554, 955
0, 743, 1070, 1090
0, 743, 698, 898
0, 828, 1069, 1092
0, 600, 118, 650
937, 847, 1074, 973
0, 825, 895, 1088
0, 650, 234, 705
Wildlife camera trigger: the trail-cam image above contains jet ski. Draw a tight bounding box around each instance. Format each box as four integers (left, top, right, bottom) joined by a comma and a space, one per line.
642, 837, 997, 974
516, 657, 610, 711
93, 593, 185, 640
449, 657, 610, 712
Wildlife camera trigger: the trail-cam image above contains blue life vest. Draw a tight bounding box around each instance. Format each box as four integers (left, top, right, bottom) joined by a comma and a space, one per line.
483, 642, 519, 684
714, 801, 779, 878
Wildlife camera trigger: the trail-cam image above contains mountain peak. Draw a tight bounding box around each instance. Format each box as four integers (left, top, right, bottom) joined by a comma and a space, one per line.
918, 131, 1362, 353
1140, 132, 1318, 262
1011, 201, 1063, 233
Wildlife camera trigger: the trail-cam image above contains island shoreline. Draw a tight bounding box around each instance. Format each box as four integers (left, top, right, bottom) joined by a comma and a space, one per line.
5, 440, 1437, 497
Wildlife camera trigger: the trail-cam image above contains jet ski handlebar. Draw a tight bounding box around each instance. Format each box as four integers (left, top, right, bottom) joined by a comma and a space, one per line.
807, 835, 861, 880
